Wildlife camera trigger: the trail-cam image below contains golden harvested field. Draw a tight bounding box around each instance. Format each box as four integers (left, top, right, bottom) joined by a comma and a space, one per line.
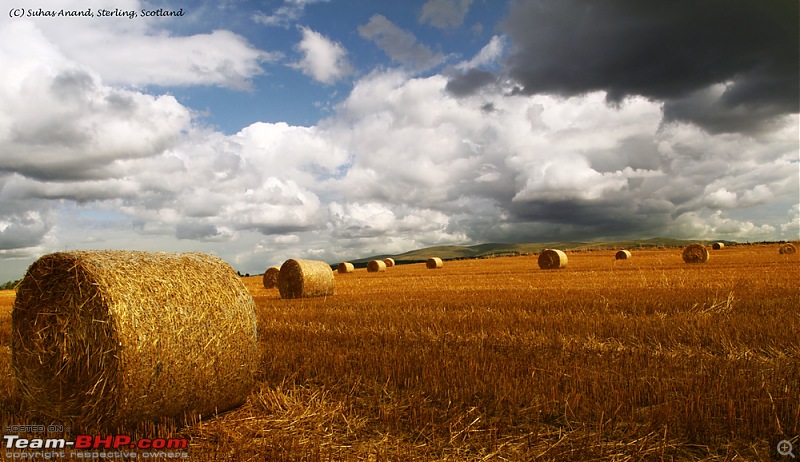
1, 244, 798, 460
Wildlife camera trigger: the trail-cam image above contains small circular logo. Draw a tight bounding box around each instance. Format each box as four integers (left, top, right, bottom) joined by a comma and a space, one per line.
778, 440, 795, 458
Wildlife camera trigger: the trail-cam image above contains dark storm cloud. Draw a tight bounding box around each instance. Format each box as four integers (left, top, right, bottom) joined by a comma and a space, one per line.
0, 209, 51, 250
662, 85, 794, 135
495, 0, 799, 133
585, 136, 666, 173
0, 223, 47, 249
175, 222, 222, 240
494, 196, 676, 243
252, 224, 314, 235
444, 68, 497, 96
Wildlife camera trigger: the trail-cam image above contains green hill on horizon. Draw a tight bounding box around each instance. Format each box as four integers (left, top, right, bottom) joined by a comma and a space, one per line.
348, 237, 739, 266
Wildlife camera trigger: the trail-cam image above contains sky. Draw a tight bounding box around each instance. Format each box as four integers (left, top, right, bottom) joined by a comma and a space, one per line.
0, 0, 798, 281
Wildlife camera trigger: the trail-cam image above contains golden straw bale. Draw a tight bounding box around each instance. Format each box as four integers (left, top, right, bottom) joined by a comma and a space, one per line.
779, 243, 797, 255
615, 250, 632, 260
263, 266, 280, 288
682, 244, 710, 263
277, 259, 335, 299
337, 262, 355, 273
367, 260, 387, 273
426, 257, 444, 269
538, 249, 568, 269
12, 250, 258, 431
712, 242, 725, 250
383, 258, 395, 267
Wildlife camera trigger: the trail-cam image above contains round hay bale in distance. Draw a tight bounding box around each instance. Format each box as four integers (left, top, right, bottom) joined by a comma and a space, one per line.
615, 250, 632, 260
367, 260, 386, 272
538, 249, 568, 269
426, 257, 443, 269
682, 244, 710, 263
383, 258, 395, 267
337, 262, 355, 273
779, 243, 797, 255
11, 250, 258, 431
263, 266, 280, 288
712, 242, 725, 250
277, 259, 334, 299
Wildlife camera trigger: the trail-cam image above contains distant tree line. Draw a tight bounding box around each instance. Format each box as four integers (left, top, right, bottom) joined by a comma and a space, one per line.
1, 279, 21, 291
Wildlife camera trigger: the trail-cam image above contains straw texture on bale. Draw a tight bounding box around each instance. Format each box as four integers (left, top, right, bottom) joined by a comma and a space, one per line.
383, 258, 395, 267
263, 266, 280, 289
615, 250, 632, 260
277, 259, 334, 299
712, 242, 725, 250
11, 251, 258, 431
779, 243, 797, 255
426, 257, 443, 269
367, 260, 386, 272
337, 262, 355, 273
538, 249, 568, 269
682, 244, 710, 263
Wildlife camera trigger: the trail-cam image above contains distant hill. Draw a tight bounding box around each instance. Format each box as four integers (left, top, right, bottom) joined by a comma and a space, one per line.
347, 237, 738, 267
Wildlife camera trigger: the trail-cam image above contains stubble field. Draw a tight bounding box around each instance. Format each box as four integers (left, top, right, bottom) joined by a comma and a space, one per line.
0, 244, 798, 460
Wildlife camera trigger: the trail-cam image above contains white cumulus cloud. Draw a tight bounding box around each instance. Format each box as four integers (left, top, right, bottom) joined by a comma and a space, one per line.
455, 35, 506, 71
3, 0, 274, 89
291, 27, 353, 85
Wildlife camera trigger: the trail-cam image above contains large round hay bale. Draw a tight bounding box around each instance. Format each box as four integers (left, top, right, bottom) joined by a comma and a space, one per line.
263, 266, 280, 288
337, 262, 355, 273
615, 250, 632, 260
11, 251, 258, 431
538, 249, 568, 269
426, 257, 443, 269
779, 243, 797, 255
682, 244, 710, 263
712, 242, 725, 250
367, 260, 386, 272
277, 259, 334, 299
383, 258, 395, 267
